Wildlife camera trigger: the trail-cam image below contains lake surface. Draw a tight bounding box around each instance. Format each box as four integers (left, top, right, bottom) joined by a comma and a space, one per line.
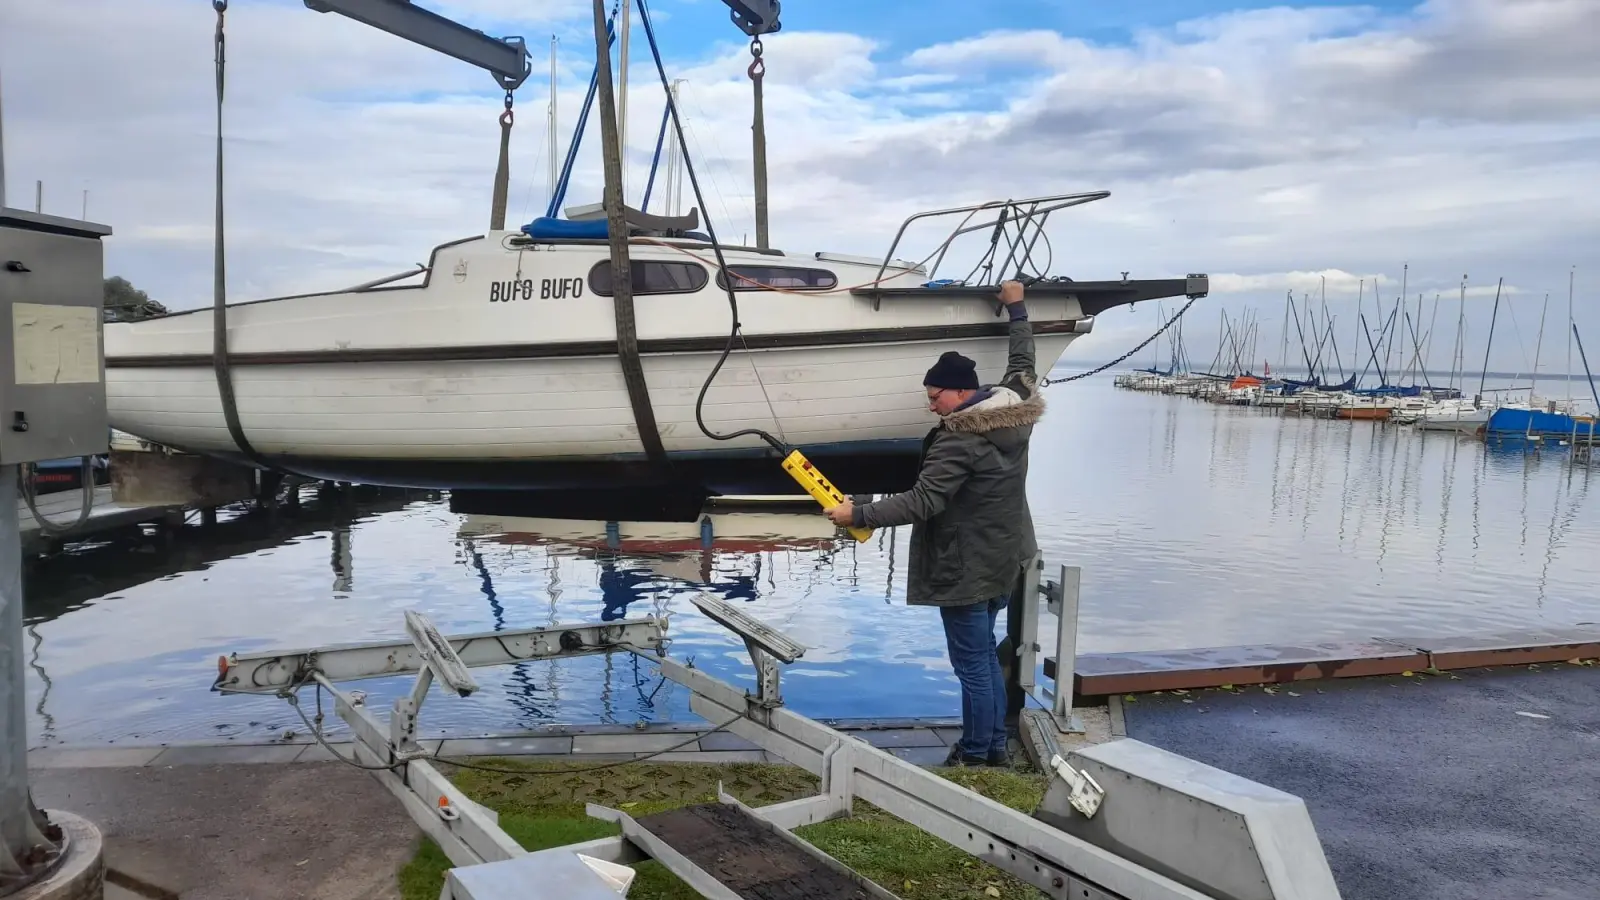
21, 374, 1600, 747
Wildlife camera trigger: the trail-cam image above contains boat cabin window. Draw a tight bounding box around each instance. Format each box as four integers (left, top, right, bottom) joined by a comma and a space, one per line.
587, 260, 708, 296
715, 265, 839, 292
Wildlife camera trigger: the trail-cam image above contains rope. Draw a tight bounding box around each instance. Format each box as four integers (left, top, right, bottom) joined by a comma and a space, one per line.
18, 459, 95, 537
1042, 295, 1201, 386
490, 91, 514, 230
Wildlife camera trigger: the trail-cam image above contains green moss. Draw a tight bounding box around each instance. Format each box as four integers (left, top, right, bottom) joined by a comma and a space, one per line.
399, 760, 1050, 900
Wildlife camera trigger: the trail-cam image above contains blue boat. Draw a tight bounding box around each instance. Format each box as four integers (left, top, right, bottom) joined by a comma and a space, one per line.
1485, 407, 1597, 441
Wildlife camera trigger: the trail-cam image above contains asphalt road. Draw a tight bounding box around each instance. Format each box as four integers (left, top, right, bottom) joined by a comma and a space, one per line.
1124, 663, 1599, 900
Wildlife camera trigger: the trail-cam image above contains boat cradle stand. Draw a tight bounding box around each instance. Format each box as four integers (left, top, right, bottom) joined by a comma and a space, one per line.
212, 597, 1344, 900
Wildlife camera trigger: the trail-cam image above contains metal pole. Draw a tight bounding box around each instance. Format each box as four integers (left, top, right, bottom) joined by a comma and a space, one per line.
1053, 565, 1083, 734
32, 182, 39, 215
617, 0, 630, 204
2, 467, 57, 889
547, 36, 558, 208
0, 63, 7, 209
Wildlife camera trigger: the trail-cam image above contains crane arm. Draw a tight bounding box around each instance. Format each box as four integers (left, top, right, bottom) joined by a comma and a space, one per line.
726, 0, 781, 36
303, 0, 531, 90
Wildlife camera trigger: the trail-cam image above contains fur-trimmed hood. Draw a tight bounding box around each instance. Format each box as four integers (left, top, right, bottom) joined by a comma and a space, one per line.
941, 382, 1045, 436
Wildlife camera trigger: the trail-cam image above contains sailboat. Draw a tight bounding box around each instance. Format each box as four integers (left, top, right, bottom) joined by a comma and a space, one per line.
101, 6, 1208, 496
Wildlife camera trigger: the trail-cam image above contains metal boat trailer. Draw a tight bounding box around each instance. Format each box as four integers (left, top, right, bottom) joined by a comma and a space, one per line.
212, 596, 1344, 900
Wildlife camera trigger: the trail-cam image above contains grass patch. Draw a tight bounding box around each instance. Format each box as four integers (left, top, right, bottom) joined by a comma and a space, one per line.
398, 760, 1049, 900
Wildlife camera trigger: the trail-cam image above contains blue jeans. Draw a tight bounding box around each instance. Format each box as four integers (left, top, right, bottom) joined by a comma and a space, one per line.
940, 594, 1009, 758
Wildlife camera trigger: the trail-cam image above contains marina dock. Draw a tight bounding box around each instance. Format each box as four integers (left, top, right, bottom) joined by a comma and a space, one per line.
17, 485, 182, 557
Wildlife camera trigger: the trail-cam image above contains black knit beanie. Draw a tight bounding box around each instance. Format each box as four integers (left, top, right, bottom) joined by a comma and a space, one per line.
923, 351, 979, 391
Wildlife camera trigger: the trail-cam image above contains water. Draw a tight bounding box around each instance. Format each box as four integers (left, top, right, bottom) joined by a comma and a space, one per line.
21, 376, 1600, 747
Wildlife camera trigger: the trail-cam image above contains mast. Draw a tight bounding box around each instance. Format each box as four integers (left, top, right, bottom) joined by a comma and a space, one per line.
1477, 277, 1503, 403
1453, 275, 1467, 393
617, 0, 630, 202
1279, 290, 1290, 376
547, 36, 558, 205
1531, 292, 1549, 407
1569, 267, 1576, 409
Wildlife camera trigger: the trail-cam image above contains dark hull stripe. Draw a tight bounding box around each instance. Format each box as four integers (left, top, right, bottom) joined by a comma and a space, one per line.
106, 319, 1082, 368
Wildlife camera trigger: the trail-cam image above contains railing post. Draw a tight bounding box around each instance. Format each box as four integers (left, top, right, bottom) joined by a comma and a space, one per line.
1052, 565, 1084, 734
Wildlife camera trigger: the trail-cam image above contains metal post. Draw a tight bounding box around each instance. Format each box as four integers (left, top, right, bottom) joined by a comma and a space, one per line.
1002, 563, 1027, 721
617, 0, 630, 203
1052, 565, 1083, 733
0, 63, 6, 209
2, 467, 59, 890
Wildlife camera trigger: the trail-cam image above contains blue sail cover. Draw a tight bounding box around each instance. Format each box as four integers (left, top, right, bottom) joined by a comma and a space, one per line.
522, 217, 611, 240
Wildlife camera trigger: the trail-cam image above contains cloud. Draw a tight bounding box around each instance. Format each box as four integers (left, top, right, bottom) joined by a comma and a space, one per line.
2, 0, 1594, 372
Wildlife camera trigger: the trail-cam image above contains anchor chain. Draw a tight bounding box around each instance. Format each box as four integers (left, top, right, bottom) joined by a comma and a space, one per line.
1042, 295, 1200, 386
490, 89, 515, 230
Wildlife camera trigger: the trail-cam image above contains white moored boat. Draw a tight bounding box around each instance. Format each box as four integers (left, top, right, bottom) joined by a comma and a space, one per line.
104, 198, 1209, 494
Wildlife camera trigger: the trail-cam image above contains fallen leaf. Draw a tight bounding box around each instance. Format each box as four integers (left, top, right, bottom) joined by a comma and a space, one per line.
1515, 711, 1550, 720
1182, 698, 1195, 704
986, 887, 1002, 898
1401, 670, 1414, 677
296, 860, 309, 867
1123, 695, 1138, 703
1262, 687, 1278, 695
1287, 691, 1301, 697
1220, 684, 1234, 690
620, 802, 638, 809
1568, 658, 1584, 666
1173, 689, 1189, 695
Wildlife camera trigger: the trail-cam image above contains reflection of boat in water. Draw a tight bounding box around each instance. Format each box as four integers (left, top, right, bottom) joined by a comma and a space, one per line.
458, 510, 844, 622
458, 511, 839, 553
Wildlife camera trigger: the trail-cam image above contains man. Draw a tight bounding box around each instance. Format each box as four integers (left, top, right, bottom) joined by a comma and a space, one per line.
826, 280, 1042, 767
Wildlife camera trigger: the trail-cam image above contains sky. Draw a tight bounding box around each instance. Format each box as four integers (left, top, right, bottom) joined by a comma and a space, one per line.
1, 0, 1596, 378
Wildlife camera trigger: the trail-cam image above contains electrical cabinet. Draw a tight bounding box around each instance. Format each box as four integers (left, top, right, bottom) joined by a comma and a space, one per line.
0, 208, 112, 464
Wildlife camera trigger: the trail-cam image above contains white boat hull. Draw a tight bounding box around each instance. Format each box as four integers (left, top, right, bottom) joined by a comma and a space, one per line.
105, 235, 1126, 492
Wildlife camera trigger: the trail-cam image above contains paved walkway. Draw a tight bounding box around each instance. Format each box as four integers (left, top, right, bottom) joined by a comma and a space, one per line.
33, 762, 415, 900
1123, 663, 1599, 900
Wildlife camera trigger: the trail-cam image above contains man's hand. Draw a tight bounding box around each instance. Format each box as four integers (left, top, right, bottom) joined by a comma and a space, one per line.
998, 280, 1025, 305
825, 499, 855, 527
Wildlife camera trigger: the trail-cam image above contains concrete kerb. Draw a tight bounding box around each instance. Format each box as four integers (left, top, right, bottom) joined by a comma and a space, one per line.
27, 718, 967, 770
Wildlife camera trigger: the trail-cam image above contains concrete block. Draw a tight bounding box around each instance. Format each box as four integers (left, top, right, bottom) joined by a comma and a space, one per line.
28, 747, 164, 769
293, 741, 357, 763
886, 746, 951, 767
1383, 628, 1600, 670
151, 743, 308, 766
437, 736, 574, 758
572, 733, 700, 755
1064, 640, 1430, 695
696, 732, 760, 752
856, 728, 945, 749
645, 751, 768, 764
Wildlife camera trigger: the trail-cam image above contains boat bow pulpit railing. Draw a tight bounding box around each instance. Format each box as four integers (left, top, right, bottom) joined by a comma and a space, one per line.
852, 191, 1210, 319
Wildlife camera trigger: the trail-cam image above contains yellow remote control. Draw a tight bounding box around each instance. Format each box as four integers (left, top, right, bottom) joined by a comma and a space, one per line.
781, 449, 873, 542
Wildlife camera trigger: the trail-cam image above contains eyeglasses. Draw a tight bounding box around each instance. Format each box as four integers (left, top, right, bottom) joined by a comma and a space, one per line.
926, 388, 949, 407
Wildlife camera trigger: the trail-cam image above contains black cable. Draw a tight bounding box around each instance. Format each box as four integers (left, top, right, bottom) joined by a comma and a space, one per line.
635, 0, 787, 455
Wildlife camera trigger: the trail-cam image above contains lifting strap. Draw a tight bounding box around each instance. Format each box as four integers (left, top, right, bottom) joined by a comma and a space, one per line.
210, 0, 270, 470
748, 36, 769, 250
489, 91, 514, 230
594, 0, 667, 466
